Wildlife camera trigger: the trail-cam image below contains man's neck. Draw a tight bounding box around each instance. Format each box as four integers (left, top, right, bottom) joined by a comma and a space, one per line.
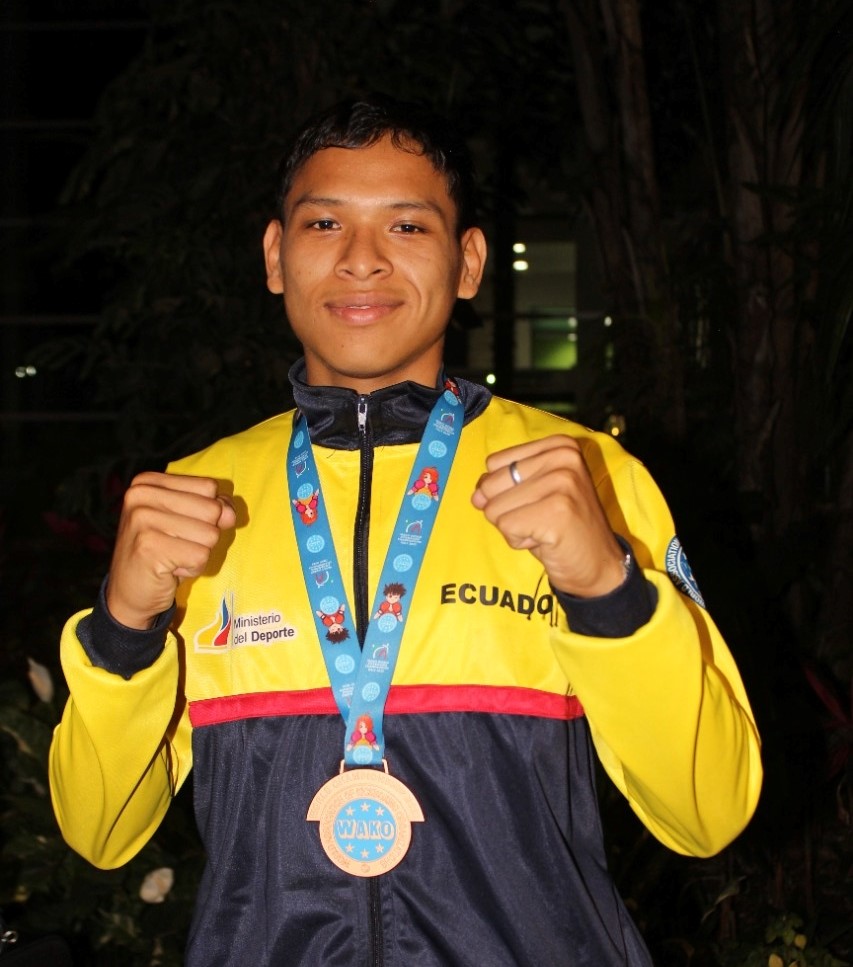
301, 360, 442, 395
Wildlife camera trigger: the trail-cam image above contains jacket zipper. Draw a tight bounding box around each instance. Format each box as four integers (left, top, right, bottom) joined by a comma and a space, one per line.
354, 396, 372, 648
354, 394, 384, 967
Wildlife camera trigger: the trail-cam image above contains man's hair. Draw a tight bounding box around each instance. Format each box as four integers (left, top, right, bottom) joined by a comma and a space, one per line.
275, 94, 478, 234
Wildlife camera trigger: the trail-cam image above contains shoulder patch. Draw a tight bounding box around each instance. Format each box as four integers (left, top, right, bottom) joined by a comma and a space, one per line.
664, 537, 706, 608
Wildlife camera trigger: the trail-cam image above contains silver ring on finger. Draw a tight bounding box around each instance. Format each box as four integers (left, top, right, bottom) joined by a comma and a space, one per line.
508, 461, 523, 486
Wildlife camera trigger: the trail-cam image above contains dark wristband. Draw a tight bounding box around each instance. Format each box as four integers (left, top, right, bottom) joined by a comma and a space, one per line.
554, 538, 656, 638
77, 577, 174, 680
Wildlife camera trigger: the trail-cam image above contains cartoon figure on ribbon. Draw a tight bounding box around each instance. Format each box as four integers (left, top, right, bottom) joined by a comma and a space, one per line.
316, 603, 350, 643
374, 583, 406, 623
407, 467, 439, 501
293, 489, 320, 525
346, 714, 380, 752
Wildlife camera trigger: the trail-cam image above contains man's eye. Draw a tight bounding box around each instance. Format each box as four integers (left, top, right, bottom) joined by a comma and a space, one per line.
311, 219, 338, 230
393, 223, 424, 234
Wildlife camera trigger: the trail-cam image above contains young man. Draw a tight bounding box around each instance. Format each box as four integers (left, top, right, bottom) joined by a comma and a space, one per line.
50, 96, 762, 966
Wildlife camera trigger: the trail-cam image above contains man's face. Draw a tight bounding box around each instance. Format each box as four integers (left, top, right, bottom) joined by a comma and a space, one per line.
263, 136, 486, 392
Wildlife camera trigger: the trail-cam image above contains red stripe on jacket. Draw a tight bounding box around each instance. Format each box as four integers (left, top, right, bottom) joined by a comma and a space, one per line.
189, 685, 584, 728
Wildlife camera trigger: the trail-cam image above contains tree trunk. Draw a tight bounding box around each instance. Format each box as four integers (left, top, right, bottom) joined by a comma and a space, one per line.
717, 0, 805, 541
558, 0, 686, 439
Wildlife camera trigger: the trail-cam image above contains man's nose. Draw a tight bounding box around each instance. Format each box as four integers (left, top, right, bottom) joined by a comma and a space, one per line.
335, 228, 392, 280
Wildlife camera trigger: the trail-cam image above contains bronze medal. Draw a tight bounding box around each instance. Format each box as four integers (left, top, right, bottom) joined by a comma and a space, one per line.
307, 761, 424, 877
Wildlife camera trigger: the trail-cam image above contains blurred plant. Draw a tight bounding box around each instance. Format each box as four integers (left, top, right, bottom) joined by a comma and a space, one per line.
718, 913, 849, 967
0, 672, 203, 966
803, 665, 853, 813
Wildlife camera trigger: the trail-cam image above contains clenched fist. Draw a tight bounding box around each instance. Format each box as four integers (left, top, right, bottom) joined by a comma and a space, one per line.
106, 472, 237, 629
471, 435, 625, 598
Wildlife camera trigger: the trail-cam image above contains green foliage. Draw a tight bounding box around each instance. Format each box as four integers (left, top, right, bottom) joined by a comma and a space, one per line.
0, 676, 202, 965
719, 914, 849, 967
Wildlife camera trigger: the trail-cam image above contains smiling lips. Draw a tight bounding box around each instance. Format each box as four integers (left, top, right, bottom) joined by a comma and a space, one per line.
325, 295, 402, 324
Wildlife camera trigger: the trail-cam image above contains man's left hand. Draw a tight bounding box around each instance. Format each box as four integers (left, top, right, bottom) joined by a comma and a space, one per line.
471, 435, 625, 598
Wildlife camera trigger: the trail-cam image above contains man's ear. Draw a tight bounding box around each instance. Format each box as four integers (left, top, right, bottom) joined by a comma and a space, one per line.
457, 227, 487, 300
263, 219, 285, 294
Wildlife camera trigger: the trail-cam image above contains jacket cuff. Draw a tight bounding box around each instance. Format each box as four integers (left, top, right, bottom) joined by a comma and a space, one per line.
553, 539, 657, 638
76, 577, 174, 680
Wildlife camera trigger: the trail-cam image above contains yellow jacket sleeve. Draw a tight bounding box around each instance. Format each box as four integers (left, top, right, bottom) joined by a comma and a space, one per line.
48, 612, 191, 869
551, 445, 762, 857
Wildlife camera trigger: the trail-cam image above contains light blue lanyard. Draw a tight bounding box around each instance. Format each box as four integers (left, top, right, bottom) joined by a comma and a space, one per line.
288, 382, 464, 766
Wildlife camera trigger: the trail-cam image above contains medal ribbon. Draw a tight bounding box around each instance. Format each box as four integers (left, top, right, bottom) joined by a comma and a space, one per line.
288, 382, 463, 766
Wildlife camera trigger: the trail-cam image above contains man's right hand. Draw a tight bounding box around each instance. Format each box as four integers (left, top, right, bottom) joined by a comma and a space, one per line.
106, 472, 237, 630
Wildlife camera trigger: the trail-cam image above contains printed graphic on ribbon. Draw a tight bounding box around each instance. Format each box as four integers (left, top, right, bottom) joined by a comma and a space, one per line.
288, 381, 462, 768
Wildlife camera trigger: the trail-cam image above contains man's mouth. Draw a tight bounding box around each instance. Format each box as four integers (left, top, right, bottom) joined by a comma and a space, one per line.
326, 297, 401, 323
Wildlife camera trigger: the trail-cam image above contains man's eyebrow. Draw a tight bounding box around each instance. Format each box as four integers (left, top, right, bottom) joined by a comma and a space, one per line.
386, 199, 445, 218
289, 194, 446, 218
288, 195, 343, 211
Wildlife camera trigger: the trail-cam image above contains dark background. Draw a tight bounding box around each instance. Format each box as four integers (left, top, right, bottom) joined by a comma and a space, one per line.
1, 1, 851, 964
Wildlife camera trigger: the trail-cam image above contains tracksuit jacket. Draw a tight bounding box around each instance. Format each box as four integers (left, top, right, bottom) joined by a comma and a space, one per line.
49, 362, 762, 966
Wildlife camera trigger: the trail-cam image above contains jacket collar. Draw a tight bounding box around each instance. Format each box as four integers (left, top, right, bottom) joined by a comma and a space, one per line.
288, 358, 491, 450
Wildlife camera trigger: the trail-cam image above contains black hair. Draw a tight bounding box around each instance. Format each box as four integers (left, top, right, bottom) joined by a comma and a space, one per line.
275, 94, 478, 234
